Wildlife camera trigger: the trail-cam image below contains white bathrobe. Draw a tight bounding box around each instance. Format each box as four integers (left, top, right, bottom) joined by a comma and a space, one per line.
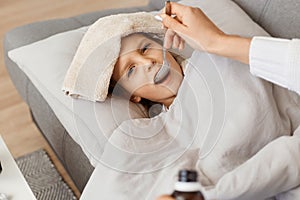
250, 37, 300, 96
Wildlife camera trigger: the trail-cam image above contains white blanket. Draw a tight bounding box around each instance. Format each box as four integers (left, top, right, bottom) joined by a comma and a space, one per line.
81, 51, 300, 200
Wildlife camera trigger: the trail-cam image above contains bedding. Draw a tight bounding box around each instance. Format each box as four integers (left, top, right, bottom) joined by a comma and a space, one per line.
81, 46, 300, 199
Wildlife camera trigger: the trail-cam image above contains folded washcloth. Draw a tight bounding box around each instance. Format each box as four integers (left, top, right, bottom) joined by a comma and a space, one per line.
62, 12, 164, 102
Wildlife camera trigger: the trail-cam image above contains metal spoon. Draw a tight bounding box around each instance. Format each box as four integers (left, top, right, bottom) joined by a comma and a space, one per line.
154, 0, 171, 84
154, 47, 170, 84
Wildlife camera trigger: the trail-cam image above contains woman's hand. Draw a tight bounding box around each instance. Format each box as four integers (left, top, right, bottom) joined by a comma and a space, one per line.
160, 2, 251, 64
160, 2, 225, 52
156, 195, 175, 200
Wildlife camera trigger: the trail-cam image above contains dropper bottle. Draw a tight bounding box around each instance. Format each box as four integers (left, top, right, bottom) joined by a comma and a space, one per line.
171, 169, 205, 200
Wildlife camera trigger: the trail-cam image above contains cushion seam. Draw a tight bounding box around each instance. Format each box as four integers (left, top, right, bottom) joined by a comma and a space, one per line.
257, 0, 271, 24
62, 130, 67, 167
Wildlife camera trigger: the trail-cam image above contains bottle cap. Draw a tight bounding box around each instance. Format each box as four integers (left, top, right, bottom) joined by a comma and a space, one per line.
178, 169, 198, 182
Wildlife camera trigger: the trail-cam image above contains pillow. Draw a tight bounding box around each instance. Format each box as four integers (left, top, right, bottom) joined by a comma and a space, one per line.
8, 26, 149, 167
8, 0, 269, 167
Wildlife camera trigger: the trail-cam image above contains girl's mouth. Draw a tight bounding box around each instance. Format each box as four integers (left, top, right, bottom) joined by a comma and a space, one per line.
154, 65, 171, 84
155, 69, 170, 85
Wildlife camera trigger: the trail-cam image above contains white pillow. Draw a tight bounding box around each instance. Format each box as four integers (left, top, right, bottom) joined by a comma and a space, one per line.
8, 27, 148, 167
8, 0, 269, 167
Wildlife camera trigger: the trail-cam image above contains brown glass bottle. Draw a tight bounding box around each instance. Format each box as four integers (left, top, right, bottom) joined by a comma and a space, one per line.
171, 169, 205, 200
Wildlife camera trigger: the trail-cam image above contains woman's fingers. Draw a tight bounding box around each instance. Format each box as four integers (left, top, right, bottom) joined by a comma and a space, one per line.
156, 195, 175, 200
161, 14, 186, 36
160, 2, 226, 52
164, 29, 176, 49
172, 33, 181, 49
178, 38, 185, 50
167, 2, 188, 22
164, 29, 186, 51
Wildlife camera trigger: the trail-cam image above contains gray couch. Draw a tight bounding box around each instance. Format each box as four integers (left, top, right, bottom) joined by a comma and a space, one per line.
3, 0, 300, 194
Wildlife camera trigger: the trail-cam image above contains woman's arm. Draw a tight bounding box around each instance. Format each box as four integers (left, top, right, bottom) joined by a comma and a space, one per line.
211, 35, 251, 65
250, 37, 300, 95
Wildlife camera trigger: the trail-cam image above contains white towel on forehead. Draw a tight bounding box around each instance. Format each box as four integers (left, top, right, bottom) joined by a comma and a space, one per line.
62, 12, 165, 102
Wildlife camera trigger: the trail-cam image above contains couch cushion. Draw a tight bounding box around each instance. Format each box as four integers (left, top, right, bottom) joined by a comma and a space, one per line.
234, 0, 300, 38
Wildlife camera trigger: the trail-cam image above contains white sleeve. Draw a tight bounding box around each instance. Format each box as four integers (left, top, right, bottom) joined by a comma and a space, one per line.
250, 36, 300, 95
204, 129, 300, 200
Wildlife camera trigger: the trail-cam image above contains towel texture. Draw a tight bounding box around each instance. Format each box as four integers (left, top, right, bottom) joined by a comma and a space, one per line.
62, 12, 164, 102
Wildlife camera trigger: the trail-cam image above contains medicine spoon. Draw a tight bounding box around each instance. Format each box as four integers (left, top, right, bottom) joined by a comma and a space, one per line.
154, 0, 171, 84
154, 46, 170, 84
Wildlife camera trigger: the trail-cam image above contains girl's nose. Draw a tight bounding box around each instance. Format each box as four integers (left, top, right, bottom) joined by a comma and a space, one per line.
137, 56, 156, 71
146, 61, 156, 71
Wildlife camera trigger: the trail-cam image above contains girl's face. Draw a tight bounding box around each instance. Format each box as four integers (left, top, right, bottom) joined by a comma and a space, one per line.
112, 34, 183, 107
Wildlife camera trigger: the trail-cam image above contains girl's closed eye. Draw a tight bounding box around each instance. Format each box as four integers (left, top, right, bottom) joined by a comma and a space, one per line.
127, 66, 135, 77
